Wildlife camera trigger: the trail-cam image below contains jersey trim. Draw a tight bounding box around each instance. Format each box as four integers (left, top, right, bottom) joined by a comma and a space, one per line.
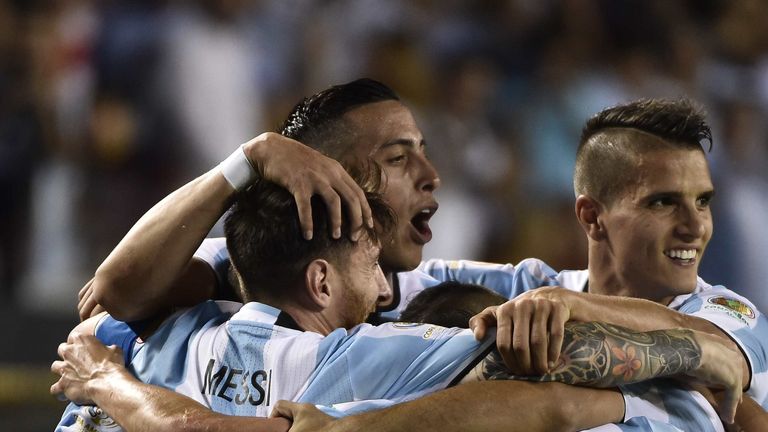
447, 342, 497, 387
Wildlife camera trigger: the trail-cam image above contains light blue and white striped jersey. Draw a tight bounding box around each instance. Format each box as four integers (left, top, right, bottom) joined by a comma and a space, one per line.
194, 238, 768, 431
56, 300, 493, 431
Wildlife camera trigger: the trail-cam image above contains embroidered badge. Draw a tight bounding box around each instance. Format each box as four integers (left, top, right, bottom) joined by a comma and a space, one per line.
707, 296, 755, 319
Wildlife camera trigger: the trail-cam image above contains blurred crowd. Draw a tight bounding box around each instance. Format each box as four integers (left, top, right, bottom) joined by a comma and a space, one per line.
1, 0, 767, 315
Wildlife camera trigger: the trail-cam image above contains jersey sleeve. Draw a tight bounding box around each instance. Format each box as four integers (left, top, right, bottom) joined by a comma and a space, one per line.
298, 323, 495, 405
193, 237, 236, 299
416, 258, 562, 299
93, 315, 141, 365
676, 286, 768, 406
55, 315, 137, 432
616, 380, 724, 432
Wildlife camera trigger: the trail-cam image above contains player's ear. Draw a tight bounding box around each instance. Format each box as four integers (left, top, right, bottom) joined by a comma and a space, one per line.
575, 195, 607, 241
305, 259, 332, 309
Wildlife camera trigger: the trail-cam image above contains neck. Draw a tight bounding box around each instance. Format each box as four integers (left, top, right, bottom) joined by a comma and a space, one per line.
587, 246, 674, 305
275, 303, 336, 335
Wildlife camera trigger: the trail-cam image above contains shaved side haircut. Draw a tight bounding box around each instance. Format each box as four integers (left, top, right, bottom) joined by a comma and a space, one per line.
574, 99, 713, 205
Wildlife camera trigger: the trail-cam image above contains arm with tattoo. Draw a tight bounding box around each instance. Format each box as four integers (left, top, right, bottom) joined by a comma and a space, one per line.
463, 321, 741, 391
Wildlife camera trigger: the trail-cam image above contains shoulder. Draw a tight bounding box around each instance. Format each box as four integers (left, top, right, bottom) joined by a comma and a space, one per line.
66, 312, 109, 345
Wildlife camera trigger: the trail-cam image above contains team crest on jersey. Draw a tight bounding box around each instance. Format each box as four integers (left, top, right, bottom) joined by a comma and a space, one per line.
74, 406, 120, 430
707, 296, 755, 319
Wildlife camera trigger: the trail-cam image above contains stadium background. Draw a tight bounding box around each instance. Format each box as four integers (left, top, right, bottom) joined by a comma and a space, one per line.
1, 1, 767, 429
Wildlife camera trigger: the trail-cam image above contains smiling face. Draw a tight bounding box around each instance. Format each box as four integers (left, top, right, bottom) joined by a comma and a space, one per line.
342, 100, 440, 274
596, 146, 714, 302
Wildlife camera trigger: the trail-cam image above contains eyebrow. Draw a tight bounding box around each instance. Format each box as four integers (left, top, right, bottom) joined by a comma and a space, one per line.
643, 189, 715, 201
376, 138, 426, 151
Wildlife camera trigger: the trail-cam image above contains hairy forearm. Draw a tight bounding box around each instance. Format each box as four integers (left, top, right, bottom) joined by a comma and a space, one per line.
566, 291, 750, 386
319, 381, 622, 432
471, 321, 703, 387
93, 168, 233, 321
87, 369, 288, 432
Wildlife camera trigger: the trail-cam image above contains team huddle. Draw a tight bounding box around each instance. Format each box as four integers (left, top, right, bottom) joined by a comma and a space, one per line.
50, 80, 768, 431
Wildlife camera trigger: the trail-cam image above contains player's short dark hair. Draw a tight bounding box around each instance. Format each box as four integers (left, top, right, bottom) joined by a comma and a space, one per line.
224, 167, 395, 302
278, 78, 400, 161
574, 98, 712, 205
399, 281, 506, 328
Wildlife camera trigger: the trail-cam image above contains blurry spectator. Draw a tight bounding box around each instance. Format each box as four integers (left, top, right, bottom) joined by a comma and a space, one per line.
0, 1, 43, 303
162, 0, 268, 176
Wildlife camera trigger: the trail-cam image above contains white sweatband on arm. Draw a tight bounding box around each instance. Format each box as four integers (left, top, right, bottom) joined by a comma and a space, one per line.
219, 145, 257, 191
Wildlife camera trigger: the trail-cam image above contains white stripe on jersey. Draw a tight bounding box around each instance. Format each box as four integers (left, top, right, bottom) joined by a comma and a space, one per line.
196, 239, 768, 426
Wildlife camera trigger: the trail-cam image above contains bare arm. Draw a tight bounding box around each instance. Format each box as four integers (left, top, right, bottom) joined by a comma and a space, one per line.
465, 321, 741, 423
90, 168, 231, 321
565, 289, 751, 388
89, 133, 371, 322
273, 381, 624, 432
470, 287, 751, 390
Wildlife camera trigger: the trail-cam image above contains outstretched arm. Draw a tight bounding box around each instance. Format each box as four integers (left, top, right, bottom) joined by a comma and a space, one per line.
88, 133, 371, 322
274, 381, 623, 432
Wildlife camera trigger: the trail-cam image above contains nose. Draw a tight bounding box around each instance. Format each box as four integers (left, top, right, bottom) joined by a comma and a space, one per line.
415, 154, 441, 192
675, 203, 708, 240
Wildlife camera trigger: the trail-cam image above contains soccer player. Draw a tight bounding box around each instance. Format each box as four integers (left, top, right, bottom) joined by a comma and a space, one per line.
74, 81, 764, 428
53, 175, 740, 431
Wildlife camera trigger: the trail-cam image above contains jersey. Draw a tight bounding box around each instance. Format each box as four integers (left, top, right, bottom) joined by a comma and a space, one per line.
195, 237, 768, 430
55, 300, 494, 431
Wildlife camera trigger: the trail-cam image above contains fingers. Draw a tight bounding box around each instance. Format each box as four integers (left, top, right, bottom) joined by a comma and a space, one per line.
292, 170, 370, 242
271, 400, 299, 420
77, 280, 95, 321
718, 387, 740, 426
315, 185, 344, 239
51, 360, 66, 377
77, 279, 93, 303
469, 306, 499, 341
292, 183, 315, 240
351, 175, 374, 230
58, 341, 70, 358
547, 304, 568, 371
474, 297, 570, 376
50, 361, 69, 400
529, 300, 550, 374
50, 380, 66, 400
509, 302, 532, 375
253, 133, 374, 242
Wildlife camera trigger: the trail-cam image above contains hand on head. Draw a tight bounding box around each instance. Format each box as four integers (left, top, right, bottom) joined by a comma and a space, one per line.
243, 132, 373, 241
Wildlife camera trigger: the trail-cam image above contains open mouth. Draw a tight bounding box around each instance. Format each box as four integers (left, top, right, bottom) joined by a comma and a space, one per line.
664, 249, 697, 266
409, 207, 437, 244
